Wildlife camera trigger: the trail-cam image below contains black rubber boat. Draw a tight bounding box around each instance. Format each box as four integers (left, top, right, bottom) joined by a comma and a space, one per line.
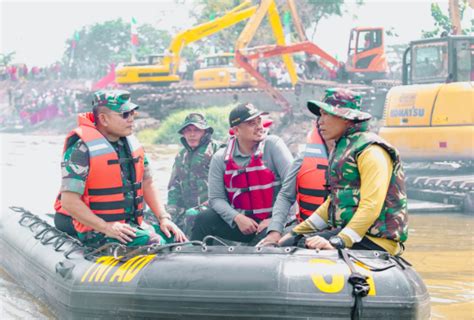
0, 207, 430, 319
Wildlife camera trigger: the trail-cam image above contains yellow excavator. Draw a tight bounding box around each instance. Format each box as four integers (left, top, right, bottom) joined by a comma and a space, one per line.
378, 2, 473, 213
115, 1, 258, 86
193, 52, 258, 89
193, 0, 297, 90
379, 39, 473, 161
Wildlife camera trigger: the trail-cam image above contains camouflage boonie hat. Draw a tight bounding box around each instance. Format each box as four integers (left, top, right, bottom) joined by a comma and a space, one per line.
92, 89, 139, 113
178, 112, 214, 134
307, 88, 371, 121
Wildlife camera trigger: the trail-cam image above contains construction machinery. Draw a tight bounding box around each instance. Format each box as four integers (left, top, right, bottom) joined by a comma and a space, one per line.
193, 0, 297, 90
380, 35, 473, 161
379, 35, 474, 213
193, 53, 258, 89
345, 26, 388, 82
115, 1, 258, 86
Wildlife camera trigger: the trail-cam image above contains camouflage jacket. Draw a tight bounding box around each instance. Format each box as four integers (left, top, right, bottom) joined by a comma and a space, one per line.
328, 121, 408, 242
167, 133, 220, 212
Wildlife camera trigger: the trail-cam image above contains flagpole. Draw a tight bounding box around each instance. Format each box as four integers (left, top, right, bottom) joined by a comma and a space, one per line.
131, 17, 138, 62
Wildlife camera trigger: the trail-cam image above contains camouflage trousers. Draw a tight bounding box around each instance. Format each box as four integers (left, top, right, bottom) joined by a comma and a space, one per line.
77, 222, 174, 248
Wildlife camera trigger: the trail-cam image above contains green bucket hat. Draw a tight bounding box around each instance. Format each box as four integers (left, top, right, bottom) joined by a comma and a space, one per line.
307, 88, 371, 121
92, 89, 139, 113
177, 112, 213, 134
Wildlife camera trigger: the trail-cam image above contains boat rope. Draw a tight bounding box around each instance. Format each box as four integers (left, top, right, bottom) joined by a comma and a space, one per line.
338, 248, 370, 320
202, 235, 231, 246
11, 206, 85, 259
346, 251, 397, 272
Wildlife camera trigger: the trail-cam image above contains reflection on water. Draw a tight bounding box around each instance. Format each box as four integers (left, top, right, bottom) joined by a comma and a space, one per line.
404, 214, 474, 319
1, 133, 473, 319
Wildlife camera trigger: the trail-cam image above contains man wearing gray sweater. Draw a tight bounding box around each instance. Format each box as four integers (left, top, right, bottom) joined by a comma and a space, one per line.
191, 103, 293, 243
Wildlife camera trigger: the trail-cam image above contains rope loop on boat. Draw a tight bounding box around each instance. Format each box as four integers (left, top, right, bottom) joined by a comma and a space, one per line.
339, 248, 370, 320
11, 206, 85, 259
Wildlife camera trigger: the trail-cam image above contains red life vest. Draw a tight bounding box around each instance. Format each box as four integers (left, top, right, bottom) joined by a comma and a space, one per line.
54, 112, 145, 233
223, 137, 277, 221
295, 126, 329, 222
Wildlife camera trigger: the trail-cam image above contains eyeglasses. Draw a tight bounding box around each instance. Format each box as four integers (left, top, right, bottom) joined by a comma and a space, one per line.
108, 110, 137, 119
120, 110, 137, 119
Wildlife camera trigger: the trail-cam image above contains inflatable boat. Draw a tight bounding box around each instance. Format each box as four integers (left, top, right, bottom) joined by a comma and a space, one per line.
0, 207, 430, 319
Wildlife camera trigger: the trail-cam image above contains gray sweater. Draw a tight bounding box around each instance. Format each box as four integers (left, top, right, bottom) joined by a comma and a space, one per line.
267, 155, 304, 233
208, 135, 293, 228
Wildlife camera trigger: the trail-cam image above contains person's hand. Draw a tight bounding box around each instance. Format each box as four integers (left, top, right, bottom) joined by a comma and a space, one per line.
256, 231, 281, 247
305, 235, 335, 250
278, 232, 293, 246
103, 222, 136, 244
256, 218, 271, 234
234, 214, 258, 235
159, 217, 188, 243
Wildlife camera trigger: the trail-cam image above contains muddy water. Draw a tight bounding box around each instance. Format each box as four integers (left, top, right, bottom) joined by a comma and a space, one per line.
0, 133, 472, 319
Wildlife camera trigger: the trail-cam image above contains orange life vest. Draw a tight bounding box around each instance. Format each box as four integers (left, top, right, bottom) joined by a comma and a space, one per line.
54, 112, 145, 233
295, 126, 329, 222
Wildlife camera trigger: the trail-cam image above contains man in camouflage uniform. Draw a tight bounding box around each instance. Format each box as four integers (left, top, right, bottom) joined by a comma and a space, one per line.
54, 90, 186, 247
279, 88, 408, 255
167, 113, 220, 235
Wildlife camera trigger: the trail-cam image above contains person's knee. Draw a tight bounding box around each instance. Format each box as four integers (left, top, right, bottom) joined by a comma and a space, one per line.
54, 213, 77, 237
193, 207, 217, 228
191, 208, 219, 240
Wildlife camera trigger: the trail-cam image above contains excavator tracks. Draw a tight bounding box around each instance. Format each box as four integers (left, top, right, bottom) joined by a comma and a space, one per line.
404, 164, 474, 214
122, 79, 390, 118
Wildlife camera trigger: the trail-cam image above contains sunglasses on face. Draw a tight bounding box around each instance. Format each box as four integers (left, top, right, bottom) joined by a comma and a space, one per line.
112, 109, 137, 119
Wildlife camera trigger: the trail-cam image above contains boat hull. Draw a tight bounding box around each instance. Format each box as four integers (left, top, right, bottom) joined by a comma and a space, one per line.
0, 208, 430, 319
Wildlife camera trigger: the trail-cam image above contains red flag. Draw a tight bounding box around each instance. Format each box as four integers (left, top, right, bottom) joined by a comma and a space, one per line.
131, 17, 138, 46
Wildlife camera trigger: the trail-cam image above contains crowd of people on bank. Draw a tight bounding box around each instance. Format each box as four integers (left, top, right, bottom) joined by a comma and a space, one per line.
1, 62, 63, 82
53, 88, 408, 256
4, 86, 83, 126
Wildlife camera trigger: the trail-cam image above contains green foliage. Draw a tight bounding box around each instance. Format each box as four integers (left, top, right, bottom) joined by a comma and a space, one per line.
0, 51, 16, 65
189, 1, 250, 55
190, 0, 349, 53
62, 19, 172, 79
422, 3, 452, 38
137, 105, 235, 145
422, 2, 473, 38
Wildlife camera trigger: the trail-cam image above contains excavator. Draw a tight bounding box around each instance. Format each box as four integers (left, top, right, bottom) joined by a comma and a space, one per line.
192, 52, 258, 89
378, 0, 474, 213
115, 1, 258, 86
192, 0, 297, 90
232, 0, 387, 115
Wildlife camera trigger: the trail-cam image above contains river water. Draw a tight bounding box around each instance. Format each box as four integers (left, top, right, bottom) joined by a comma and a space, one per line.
0, 133, 472, 319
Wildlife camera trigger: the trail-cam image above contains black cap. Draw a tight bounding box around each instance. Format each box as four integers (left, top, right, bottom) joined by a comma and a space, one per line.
229, 103, 268, 127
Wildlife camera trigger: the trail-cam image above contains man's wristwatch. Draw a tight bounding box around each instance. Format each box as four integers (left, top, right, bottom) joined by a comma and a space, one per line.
329, 236, 345, 249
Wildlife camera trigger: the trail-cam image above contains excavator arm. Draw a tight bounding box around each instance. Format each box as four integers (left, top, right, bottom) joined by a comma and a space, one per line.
235, 41, 341, 114
116, 1, 257, 85
165, 1, 258, 75
235, 0, 298, 85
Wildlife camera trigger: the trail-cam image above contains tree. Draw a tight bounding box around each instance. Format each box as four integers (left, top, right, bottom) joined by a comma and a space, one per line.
422, 1, 473, 38
62, 19, 172, 79
189, 0, 359, 54
0, 51, 16, 66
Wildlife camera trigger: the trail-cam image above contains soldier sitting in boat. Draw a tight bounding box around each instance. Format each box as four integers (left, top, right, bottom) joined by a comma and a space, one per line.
257, 123, 333, 247
191, 103, 293, 244
167, 112, 221, 236
53, 89, 187, 247
279, 88, 408, 255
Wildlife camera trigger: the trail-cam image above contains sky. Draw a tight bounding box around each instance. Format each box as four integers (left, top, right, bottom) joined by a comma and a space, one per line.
0, 0, 466, 67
